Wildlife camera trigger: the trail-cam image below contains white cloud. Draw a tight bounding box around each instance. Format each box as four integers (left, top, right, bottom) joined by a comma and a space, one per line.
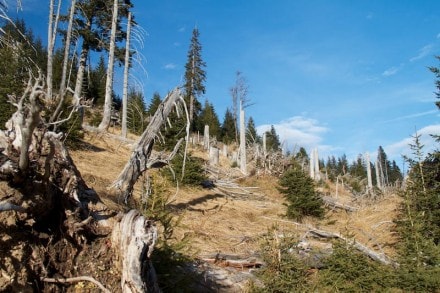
382, 66, 400, 77
178, 26, 186, 33
256, 116, 329, 153
385, 124, 440, 161
163, 63, 176, 70
410, 44, 434, 62
173, 42, 181, 47
382, 110, 437, 123
366, 12, 374, 20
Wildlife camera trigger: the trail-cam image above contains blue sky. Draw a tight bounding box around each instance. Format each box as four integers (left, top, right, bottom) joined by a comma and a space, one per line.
5, 0, 440, 165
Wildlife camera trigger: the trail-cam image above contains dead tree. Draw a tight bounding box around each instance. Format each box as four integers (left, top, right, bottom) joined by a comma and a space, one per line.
99, 0, 119, 131
112, 88, 188, 202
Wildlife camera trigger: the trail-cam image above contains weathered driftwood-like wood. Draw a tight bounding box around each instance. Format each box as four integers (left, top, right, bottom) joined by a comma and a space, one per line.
322, 196, 358, 212
112, 88, 185, 202
201, 253, 263, 269
41, 276, 111, 293
308, 227, 394, 266
112, 210, 159, 293
261, 216, 394, 266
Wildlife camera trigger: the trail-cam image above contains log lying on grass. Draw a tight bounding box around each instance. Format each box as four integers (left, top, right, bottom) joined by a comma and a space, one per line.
308, 227, 395, 266
322, 195, 358, 212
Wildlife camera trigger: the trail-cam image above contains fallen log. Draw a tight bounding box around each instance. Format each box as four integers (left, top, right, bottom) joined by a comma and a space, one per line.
322, 196, 358, 212
307, 227, 395, 266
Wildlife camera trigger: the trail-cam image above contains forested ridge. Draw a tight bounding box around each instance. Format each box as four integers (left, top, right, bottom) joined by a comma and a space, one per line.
0, 1, 439, 292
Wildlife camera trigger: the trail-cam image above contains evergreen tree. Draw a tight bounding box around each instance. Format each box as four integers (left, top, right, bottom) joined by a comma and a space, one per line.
86, 55, 106, 106
197, 100, 220, 139
146, 92, 162, 117
265, 125, 281, 152
278, 162, 325, 221
349, 155, 367, 179
396, 133, 440, 290
184, 28, 206, 129
246, 116, 260, 144
0, 19, 46, 128
220, 108, 236, 144
428, 55, 440, 110
126, 88, 146, 135
337, 154, 348, 175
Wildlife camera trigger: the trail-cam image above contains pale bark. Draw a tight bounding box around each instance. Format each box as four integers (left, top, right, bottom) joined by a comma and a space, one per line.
121, 11, 132, 138
99, 0, 119, 131
112, 210, 159, 293
51, 0, 76, 122
112, 89, 187, 202
322, 196, 358, 212
239, 103, 246, 175
203, 124, 209, 150
209, 146, 219, 166
309, 148, 315, 179
46, 0, 61, 102
314, 148, 320, 180
366, 152, 373, 191
375, 160, 382, 190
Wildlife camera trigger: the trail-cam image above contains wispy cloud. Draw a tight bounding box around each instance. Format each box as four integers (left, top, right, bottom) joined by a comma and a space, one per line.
385, 124, 440, 161
366, 12, 374, 20
410, 44, 434, 62
382, 65, 401, 77
257, 116, 329, 152
173, 42, 181, 47
163, 63, 176, 70
382, 110, 437, 123
178, 26, 186, 33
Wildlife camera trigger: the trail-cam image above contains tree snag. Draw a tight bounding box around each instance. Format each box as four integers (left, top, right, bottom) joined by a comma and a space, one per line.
111, 88, 188, 202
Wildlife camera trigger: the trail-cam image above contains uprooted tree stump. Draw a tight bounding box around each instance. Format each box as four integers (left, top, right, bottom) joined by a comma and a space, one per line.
0, 85, 187, 292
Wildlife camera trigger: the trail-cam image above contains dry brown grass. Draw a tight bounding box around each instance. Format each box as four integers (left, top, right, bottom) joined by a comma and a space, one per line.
70, 131, 401, 260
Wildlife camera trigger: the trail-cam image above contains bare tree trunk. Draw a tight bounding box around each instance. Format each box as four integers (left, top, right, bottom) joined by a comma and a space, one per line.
99, 0, 119, 131
112, 88, 186, 202
239, 102, 246, 175
121, 11, 132, 138
375, 160, 382, 190
47, 0, 61, 102
204, 124, 209, 150
112, 210, 159, 293
314, 148, 320, 181
366, 152, 373, 192
209, 146, 219, 166
12, 72, 44, 173
51, 0, 76, 122
309, 148, 315, 179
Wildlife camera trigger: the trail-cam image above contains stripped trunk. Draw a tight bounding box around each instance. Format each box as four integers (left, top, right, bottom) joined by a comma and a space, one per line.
51, 0, 76, 122
239, 102, 246, 174
99, 0, 119, 131
366, 152, 373, 192
112, 89, 185, 202
121, 11, 132, 138
46, 0, 59, 102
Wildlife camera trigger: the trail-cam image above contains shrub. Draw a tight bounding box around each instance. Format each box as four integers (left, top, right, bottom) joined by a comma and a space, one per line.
162, 152, 208, 187
250, 227, 309, 292
278, 166, 324, 221
315, 240, 397, 292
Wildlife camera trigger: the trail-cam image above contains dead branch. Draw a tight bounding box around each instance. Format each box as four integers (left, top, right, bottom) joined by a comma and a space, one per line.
0, 200, 24, 212
307, 227, 395, 266
41, 276, 111, 293
261, 216, 395, 266
111, 88, 188, 203
322, 196, 358, 212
